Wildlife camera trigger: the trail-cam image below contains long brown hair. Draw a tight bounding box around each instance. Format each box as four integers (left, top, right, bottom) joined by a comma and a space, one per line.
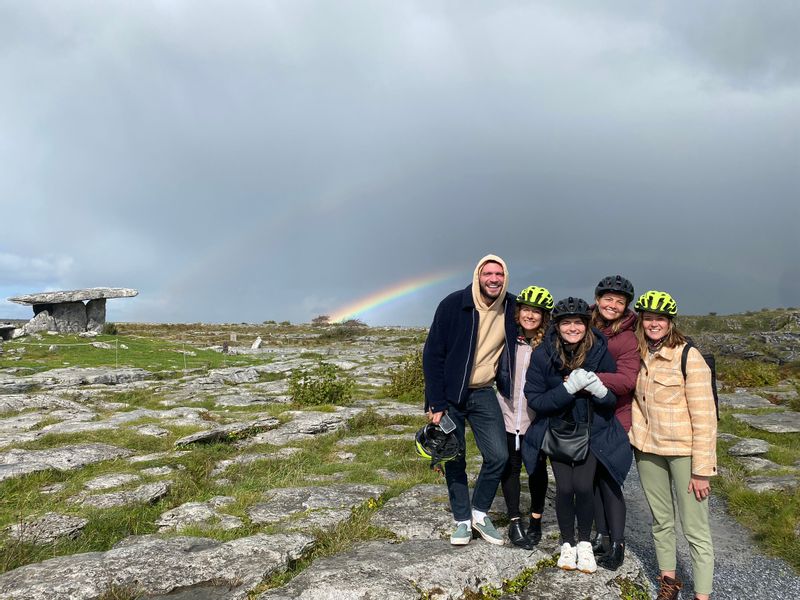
515, 305, 550, 350
634, 314, 686, 359
554, 318, 595, 370
590, 306, 625, 335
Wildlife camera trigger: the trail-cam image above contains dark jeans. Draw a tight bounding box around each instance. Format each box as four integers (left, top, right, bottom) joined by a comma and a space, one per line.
501, 432, 548, 518
444, 387, 509, 522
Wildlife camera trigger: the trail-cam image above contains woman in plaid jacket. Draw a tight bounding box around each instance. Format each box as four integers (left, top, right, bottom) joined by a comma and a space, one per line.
630, 290, 716, 600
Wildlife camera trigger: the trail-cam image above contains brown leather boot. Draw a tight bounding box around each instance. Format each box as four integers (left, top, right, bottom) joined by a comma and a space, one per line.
656, 574, 683, 600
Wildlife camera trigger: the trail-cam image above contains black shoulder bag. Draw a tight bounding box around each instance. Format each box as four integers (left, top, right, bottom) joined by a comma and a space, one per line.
540, 399, 593, 463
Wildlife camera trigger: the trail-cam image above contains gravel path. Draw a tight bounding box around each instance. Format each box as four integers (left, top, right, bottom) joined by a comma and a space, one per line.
624, 466, 800, 598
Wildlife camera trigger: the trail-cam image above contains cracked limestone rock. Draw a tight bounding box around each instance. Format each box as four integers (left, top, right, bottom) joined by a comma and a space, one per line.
156, 496, 243, 532
733, 412, 800, 433
0, 443, 133, 482
0, 532, 315, 600
240, 408, 361, 447
728, 438, 771, 456
174, 416, 280, 447
7, 512, 88, 545
74, 481, 171, 509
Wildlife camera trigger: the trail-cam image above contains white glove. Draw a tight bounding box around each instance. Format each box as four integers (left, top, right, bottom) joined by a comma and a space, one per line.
564, 368, 591, 394
584, 374, 608, 398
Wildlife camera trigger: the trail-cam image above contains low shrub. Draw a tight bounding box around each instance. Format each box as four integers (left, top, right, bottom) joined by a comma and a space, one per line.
102, 322, 119, 335
289, 362, 355, 406
717, 358, 780, 388
384, 351, 425, 403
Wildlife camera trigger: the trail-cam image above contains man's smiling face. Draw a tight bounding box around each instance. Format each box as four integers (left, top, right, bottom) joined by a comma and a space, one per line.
479, 261, 504, 304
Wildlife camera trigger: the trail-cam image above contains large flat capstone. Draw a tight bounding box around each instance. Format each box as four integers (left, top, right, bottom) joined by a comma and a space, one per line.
8, 287, 139, 305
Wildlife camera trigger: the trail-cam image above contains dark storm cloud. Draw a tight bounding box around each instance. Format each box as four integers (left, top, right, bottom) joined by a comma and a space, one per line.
1, 1, 797, 325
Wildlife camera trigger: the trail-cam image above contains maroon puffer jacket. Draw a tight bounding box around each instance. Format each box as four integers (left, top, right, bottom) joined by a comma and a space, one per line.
593, 308, 638, 431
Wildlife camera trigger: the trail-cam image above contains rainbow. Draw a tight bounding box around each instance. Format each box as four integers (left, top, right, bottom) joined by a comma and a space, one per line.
329, 270, 459, 323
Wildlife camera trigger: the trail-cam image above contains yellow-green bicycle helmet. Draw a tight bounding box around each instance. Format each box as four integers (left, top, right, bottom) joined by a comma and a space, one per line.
634, 290, 678, 317
516, 286, 554, 311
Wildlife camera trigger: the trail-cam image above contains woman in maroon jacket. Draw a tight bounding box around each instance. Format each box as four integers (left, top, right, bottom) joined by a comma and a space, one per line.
590, 275, 639, 570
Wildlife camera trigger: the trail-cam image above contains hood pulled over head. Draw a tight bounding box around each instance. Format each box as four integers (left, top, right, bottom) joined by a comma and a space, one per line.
472, 254, 509, 309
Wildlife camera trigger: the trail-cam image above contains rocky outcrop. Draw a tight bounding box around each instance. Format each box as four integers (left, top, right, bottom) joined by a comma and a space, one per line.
6, 512, 88, 545
733, 411, 800, 433
0, 444, 133, 482
0, 532, 315, 600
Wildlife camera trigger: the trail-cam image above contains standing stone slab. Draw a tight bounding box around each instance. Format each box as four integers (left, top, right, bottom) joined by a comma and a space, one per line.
85, 298, 106, 332
0, 532, 314, 600
733, 412, 800, 433
51, 302, 88, 333
0, 444, 133, 482
6, 512, 88, 545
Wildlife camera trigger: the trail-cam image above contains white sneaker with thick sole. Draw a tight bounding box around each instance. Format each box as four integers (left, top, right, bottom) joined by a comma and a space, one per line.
557, 542, 577, 570
576, 540, 597, 573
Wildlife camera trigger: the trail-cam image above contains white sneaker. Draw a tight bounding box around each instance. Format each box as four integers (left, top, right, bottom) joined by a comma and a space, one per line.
576, 540, 597, 573
557, 542, 577, 570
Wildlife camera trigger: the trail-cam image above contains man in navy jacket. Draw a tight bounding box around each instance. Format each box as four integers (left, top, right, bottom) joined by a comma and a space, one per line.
423, 254, 517, 545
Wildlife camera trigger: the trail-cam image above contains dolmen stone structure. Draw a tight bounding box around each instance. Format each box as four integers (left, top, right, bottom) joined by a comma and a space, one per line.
7, 288, 138, 336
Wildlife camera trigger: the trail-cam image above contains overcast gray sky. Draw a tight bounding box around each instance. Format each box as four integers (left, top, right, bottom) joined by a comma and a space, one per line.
1, 1, 798, 326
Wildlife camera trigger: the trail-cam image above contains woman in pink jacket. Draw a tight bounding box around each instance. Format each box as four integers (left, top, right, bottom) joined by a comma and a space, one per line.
497, 285, 553, 548
589, 275, 639, 570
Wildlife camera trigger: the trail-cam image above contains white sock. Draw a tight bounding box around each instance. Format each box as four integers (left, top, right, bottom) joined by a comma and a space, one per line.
455, 519, 471, 529
471, 509, 487, 524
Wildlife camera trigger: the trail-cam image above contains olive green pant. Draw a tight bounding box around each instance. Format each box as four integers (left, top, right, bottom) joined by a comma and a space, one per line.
635, 450, 714, 595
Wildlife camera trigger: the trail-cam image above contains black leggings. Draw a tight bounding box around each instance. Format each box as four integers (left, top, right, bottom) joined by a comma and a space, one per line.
500, 433, 548, 519
593, 461, 627, 542
550, 452, 597, 544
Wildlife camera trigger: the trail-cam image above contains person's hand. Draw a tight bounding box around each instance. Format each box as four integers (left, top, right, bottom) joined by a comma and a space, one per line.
688, 474, 710, 502
564, 368, 591, 394
427, 410, 443, 425
584, 373, 608, 398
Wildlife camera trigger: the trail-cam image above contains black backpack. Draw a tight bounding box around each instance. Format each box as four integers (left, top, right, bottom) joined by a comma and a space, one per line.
680, 339, 719, 420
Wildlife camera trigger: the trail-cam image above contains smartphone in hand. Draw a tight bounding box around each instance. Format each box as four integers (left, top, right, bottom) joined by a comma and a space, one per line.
439, 413, 457, 434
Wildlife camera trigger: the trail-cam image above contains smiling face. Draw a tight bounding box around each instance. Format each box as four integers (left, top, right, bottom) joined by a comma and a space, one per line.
518, 306, 543, 334
478, 261, 505, 303
641, 312, 671, 342
557, 316, 587, 344
596, 292, 629, 323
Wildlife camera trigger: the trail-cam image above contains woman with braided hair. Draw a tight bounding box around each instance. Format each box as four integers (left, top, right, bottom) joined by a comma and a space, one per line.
496, 285, 553, 548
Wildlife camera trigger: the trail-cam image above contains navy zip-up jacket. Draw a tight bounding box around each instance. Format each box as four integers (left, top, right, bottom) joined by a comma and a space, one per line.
422, 284, 517, 414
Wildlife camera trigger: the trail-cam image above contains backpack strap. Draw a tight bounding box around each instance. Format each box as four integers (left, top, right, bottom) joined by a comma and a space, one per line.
680, 342, 693, 380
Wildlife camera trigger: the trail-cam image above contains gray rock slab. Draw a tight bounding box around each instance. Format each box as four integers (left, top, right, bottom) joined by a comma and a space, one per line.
174, 417, 280, 447
728, 438, 771, 456
6, 512, 88, 545
736, 456, 785, 472
75, 481, 171, 509
257, 538, 650, 600
239, 408, 361, 447
8, 288, 138, 305
371, 484, 452, 540
744, 475, 800, 493
353, 399, 421, 418
85, 298, 106, 332
128, 451, 191, 463
132, 424, 171, 437
733, 411, 800, 433
719, 392, 776, 409
83, 473, 141, 491
0, 532, 314, 600
336, 433, 408, 447
247, 483, 387, 526
205, 366, 261, 385
156, 497, 242, 532
718, 432, 740, 443
140, 466, 175, 477
211, 448, 302, 476
0, 393, 87, 414
0, 443, 133, 482
28, 367, 151, 388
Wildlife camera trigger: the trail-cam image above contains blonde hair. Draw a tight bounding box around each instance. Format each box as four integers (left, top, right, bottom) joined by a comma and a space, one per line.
515, 305, 550, 350
635, 315, 686, 359
554, 318, 595, 370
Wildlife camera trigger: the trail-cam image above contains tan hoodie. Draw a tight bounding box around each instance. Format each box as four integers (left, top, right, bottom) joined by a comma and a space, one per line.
469, 254, 509, 388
